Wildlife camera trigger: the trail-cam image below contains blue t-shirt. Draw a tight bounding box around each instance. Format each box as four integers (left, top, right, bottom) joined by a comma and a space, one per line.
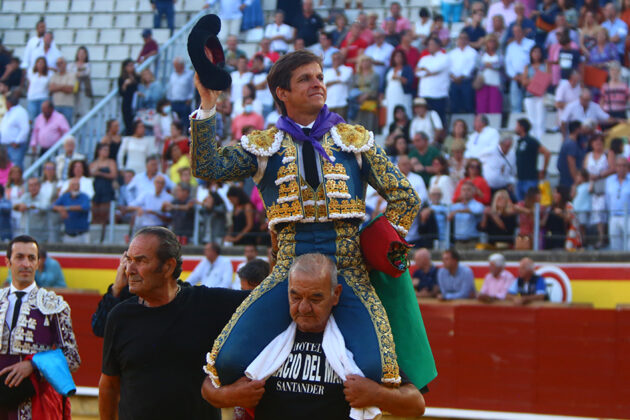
54, 192, 90, 234
557, 138, 585, 187
508, 275, 547, 296
412, 265, 438, 292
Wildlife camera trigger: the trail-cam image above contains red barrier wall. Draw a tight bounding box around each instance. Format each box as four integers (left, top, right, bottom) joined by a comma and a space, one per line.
59, 291, 630, 417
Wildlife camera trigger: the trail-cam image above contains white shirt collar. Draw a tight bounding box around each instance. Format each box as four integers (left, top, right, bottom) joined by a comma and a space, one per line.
296, 121, 315, 129
9, 282, 36, 297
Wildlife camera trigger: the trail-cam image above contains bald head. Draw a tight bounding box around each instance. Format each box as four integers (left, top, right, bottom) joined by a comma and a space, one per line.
414, 248, 431, 271
518, 257, 535, 279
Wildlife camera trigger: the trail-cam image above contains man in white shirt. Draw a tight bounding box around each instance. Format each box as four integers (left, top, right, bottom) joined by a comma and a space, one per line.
397, 155, 429, 246
486, 0, 516, 33
465, 114, 500, 159
323, 51, 353, 119
0, 94, 30, 169
554, 70, 581, 115
544, 14, 580, 51
409, 97, 443, 144
561, 89, 614, 133
167, 57, 195, 129
448, 32, 478, 114
482, 135, 516, 194
55, 136, 85, 181
505, 24, 535, 112
251, 55, 274, 117
127, 155, 174, 198
14, 178, 51, 242
230, 56, 253, 106
21, 18, 47, 70
364, 30, 395, 90
602, 3, 629, 56
416, 37, 450, 126
31, 32, 62, 71
264, 10, 295, 54
128, 175, 173, 231
309, 32, 339, 69
185, 242, 234, 288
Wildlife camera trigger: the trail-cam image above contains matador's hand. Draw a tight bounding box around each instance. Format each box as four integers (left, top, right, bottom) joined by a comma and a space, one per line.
194, 73, 222, 111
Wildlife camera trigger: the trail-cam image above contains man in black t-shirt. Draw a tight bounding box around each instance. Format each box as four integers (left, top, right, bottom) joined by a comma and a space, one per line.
99, 227, 248, 420
514, 118, 551, 201
293, 0, 324, 47
202, 253, 425, 419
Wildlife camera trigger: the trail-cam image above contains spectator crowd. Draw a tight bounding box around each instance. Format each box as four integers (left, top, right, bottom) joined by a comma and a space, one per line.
2, 1, 630, 251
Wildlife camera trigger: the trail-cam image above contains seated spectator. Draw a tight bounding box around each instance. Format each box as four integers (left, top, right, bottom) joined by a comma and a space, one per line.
601, 3, 628, 58
428, 15, 450, 46
49, 57, 77, 125
448, 181, 485, 246
452, 158, 491, 205
409, 132, 441, 186
265, 10, 294, 54
100, 119, 122, 160
554, 70, 581, 122
486, 0, 516, 34
58, 159, 94, 200
385, 50, 414, 126
90, 143, 117, 239
475, 35, 503, 116
542, 185, 581, 250
323, 52, 353, 120
13, 177, 50, 241
504, 2, 535, 44
232, 83, 263, 118
161, 121, 189, 169
514, 186, 542, 249
340, 23, 369, 70
417, 197, 441, 249
545, 13, 580, 52
410, 98, 443, 144
387, 105, 411, 146
167, 142, 193, 186
136, 68, 164, 112
479, 189, 518, 247
448, 32, 477, 114
118, 121, 157, 175
448, 139, 467, 185
384, 18, 402, 47
30, 100, 70, 156
128, 175, 172, 231
293, 0, 324, 48
116, 169, 136, 224
398, 155, 429, 246
464, 8, 487, 49
198, 181, 228, 244
35, 248, 66, 288
55, 136, 85, 181
478, 253, 516, 302
572, 168, 591, 243
561, 89, 613, 134
605, 156, 630, 251
364, 30, 394, 87
0, 57, 22, 91
0, 146, 12, 187
579, 10, 601, 55
0, 184, 10, 240
385, 134, 409, 162
465, 114, 500, 160
348, 56, 379, 132
154, 99, 177, 150
250, 56, 274, 117
225, 186, 257, 245
396, 30, 421, 70
185, 242, 233, 288
587, 27, 619, 68
231, 97, 264, 139
443, 118, 468, 156
40, 161, 59, 205
53, 177, 90, 244
600, 62, 629, 119
507, 257, 547, 304
163, 183, 195, 244
412, 248, 439, 297
413, 7, 433, 48
437, 249, 475, 300
252, 38, 279, 69
238, 258, 270, 291
483, 136, 516, 196
127, 154, 173, 201
382, 1, 412, 34
137, 29, 158, 64
428, 155, 455, 205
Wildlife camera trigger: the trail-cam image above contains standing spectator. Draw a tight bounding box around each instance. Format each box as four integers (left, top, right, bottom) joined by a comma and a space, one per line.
554, 70, 581, 122
32, 32, 61, 70
13, 177, 50, 241
162, 121, 189, 169
152, 0, 175, 33
504, 2, 535, 44
409, 97, 443, 144
441, 0, 463, 25
428, 155, 455, 205
323, 52, 352, 120
381, 1, 411, 34
465, 114, 500, 160
118, 59, 139, 135
514, 118, 550, 201
224, 186, 256, 245
464, 9, 487, 50
449, 139, 467, 185
413, 8, 433, 48
572, 168, 592, 243
224, 35, 247, 71
395, 30, 421, 70
579, 10, 601, 55
448, 32, 478, 114
310, 32, 338, 69
476, 35, 503, 115
349, 56, 379, 131
185, 242, 234, 288
505, 25, 535, 113
26, 57, 51, 122
127, 155, 173, 198
163, 183, 195, 244
230, 57, 253, 107
443, 118, 468, 156
514, 186, 542, 247
253, 38, 279, 67
478, 253, 516, 301
605, 156, 630, 250
136, 68, 164, 112
167, 57, 194, 128
507, 257, 546, 304
250, 56, 274, 117
207, 0, 248, 42
340, 23, 369, 70
483, 136, 517, 196
55, 136, 85, 181
409, 131, 440, 186
416, 37, 449, 126
90, 143, 117, 239
40, 161, 59, 206
0, 58, 22, 92
522, 45, 548, 142
449, 181, 485, 246
387, 105, 411, 142
6, 166, 25, 233
118, 121, 156, 175
232, 83, 263, 117
486, 0, 516, 34
59, 159, 94, 200
437, 249, 475, 300
198, 182, 228, 244
601, 3, 628, 58
294, 0, 324, 48
100, 119, 122, 160
544, 14, 580, 51
331, 14, 349, 48
137, 29, 159, 64
21, 18, 47, 71
116, 169, 136, 224
231, 97, 264, 139
561, 89, 612, 132
154, 99, 177, 149
587, 27, 619, 67
29, 100, 70, 156
385, 50, 414, 126
557, 121, 586, 188
397, 155, 429, 247
585, 134, 613, 248
384, 18, 402, 48
452, 158, 491, 205
49, 57, 77, 125
167, 143, 193, 185
550, 30, 582, 89
0, 94, 30, 169
541, 185, 580, 249
53, 177, 90, 244
480, 189, 518, 246
600, 62, 629, 119
364, 30, 395, 88
265, 10, 295, 54
69, 46, 92, 121
411, 248, 439, 297
129, 175, 172, 230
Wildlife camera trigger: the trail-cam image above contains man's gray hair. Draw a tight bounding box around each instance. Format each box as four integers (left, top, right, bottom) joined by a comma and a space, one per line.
499, 135, 512, 144
489, 253, 505, 268
173, 56, 185, 65
289, 253, 338, 292
133, 226, 183, 280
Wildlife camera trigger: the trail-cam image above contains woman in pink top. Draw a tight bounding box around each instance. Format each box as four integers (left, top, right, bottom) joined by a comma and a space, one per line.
0, 146, 13, 187
478, 253, 517, 301
600, 62, 630, 119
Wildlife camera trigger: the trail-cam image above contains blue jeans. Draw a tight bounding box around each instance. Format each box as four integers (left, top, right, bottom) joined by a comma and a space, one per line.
425, 97, 448, 128
154, 0, 174, 31
7, 141, 29, 169
56, 106, 74, 126
510, 79, 524, 113
441, 2, 463, 24
27, 99, 47, 121
449, 78, 475, 114
517, 179, 539, 201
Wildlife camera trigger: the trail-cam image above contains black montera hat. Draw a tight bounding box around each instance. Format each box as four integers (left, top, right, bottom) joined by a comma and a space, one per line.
187, 14, 232, 91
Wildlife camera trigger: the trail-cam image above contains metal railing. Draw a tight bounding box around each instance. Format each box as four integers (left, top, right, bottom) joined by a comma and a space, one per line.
23, 8, 207, 179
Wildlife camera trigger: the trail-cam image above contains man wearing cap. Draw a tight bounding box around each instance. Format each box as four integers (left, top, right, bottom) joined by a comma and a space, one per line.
137, 29, 159, 64
191, 49, 423, 390
409, 97, 443, 144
